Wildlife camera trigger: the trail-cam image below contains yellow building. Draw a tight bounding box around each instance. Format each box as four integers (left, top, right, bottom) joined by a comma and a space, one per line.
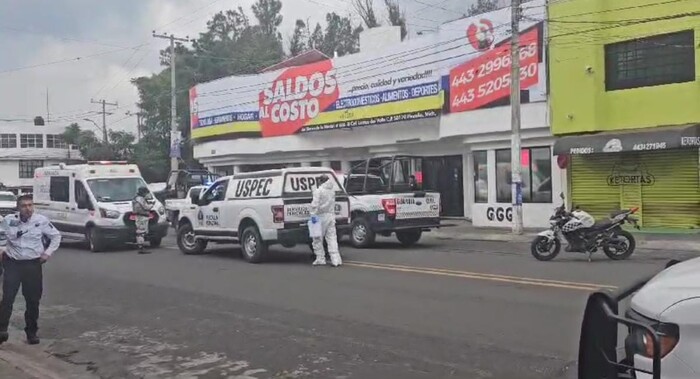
549, 0, 700, 229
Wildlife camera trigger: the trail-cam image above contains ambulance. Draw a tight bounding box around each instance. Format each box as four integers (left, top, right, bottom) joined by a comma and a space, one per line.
33, 161, 169, 252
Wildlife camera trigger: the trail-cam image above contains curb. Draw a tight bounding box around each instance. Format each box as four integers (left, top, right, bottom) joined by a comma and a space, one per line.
0, 333, 96, 379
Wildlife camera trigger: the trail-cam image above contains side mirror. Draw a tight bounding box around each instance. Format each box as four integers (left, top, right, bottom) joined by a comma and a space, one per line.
190, 192, 200, 205
77, 197, 92, 210
559, 192, 565, 200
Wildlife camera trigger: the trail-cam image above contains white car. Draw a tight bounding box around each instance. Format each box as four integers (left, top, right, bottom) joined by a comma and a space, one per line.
0, 191, 17, 216
579, 257, 700, 378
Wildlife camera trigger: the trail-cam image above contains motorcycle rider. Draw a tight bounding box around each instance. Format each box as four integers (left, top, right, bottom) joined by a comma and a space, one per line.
562, 207, 595, 252
310, 175, 342, 267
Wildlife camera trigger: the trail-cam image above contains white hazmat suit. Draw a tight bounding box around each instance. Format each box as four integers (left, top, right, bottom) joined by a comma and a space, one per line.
310, 178, 342, 267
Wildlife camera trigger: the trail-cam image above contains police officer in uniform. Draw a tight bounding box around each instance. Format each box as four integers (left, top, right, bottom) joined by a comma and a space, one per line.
0, 194, 61, 345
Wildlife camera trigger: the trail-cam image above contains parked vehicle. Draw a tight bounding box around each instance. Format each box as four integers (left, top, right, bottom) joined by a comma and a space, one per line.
153, 169, 219, 204
340, 156, 441, 248
531, 194, 639, 261
176, 167, 350, 263
0, 191, 17, 216
165, 185, 205, 227
578, 258, 697, 379
33, 161, 169, 252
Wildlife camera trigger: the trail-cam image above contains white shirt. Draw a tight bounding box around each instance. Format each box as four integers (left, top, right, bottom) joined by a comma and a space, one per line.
0, 213, 62, 260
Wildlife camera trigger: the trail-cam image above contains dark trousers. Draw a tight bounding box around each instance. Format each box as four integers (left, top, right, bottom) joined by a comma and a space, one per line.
0, 257, 43, 334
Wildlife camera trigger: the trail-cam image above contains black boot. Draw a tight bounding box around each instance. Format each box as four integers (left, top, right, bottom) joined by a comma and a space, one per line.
26, 332, 39, 345
0, 331, 8, 345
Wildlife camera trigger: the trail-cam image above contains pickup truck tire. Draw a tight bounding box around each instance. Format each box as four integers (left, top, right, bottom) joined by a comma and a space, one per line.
350, 217, 375, 248
177, 223, 207, 255
241, 226, 267, 263
396, 230, 422, 247
86, 227, 106, 253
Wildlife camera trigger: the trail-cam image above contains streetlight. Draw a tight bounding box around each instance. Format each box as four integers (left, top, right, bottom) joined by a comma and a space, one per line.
83, 118, 108, 143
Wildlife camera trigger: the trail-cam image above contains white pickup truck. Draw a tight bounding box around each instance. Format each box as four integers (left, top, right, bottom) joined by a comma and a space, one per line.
0, 191, 17, 217
340, 156, 441, 248
165, 186, 205, 227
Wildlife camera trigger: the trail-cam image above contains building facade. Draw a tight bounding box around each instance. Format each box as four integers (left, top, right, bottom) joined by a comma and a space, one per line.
550, 0, 700, 229
191, 0, 561, 228
0, 124, 82, 193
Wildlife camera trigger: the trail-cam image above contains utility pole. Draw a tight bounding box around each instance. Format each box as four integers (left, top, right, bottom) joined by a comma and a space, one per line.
91, 98, 117, 144
46, 88, 50, 124
510, 0, 524, 234
152, 31, 189, 171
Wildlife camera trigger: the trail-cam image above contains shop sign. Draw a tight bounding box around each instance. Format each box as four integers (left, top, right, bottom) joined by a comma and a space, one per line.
450, 27, 540, 112
190, 36, 443, 139
189, 0, 547, 139
607, 164, 656, 186
486, 206, 513, 222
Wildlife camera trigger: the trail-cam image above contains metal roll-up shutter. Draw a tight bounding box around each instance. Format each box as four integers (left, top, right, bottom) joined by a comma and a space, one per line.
571, 154, 621, 222
571, 150, 699, 230
640, 150, 699, 229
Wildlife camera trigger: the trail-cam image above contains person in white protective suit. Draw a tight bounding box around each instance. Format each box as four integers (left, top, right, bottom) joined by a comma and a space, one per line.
310, 176, 342, 267
562, 208, 595, 252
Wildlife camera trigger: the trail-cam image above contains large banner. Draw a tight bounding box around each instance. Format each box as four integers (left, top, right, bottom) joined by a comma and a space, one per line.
437, 0, 547, 112
189, 0, 546, 139
190, 36, 443, 139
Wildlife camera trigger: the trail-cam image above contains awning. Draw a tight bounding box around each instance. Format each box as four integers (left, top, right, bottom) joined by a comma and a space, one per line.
553, 124, 700, 155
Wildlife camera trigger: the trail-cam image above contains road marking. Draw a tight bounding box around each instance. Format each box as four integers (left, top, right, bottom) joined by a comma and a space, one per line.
345, 261, 617, 292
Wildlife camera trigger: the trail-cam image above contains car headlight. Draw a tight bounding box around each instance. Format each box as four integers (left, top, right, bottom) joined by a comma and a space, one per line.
157, 205, 165, 215
99, 208, 120, 219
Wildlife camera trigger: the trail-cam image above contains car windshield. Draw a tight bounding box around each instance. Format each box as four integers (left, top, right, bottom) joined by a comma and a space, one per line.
87, 178, 148, 202
0, 194, 16, 202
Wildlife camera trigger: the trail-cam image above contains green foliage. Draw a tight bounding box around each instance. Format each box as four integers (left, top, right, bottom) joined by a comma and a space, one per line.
467, 0, 500, 16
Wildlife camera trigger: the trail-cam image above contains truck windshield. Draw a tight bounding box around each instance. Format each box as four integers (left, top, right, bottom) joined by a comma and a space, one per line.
87, 178, 148, 202
0, 194, 16, 202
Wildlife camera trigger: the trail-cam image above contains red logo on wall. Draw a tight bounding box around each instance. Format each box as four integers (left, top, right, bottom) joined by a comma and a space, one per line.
259, 59, 339, 137
467, 19, 495, 51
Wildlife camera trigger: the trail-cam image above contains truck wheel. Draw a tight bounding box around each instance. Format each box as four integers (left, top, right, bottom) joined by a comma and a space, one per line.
350, 217, 375, 248
149, 237, 163, 248
241, 226, 268, 263
177, 223, 207, 255
396, 230, 422, 247
86, 227, 106, 253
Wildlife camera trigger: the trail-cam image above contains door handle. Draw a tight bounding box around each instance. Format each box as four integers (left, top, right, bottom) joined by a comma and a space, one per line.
213, 207, 219, 212
65, 207, 70, 210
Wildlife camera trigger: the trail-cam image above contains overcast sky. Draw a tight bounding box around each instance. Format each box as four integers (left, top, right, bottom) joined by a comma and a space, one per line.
0, 0, 485, 134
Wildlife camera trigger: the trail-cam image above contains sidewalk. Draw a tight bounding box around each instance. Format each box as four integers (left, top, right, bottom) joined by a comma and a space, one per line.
0, 331, 97, 379
433, 219, 700, 253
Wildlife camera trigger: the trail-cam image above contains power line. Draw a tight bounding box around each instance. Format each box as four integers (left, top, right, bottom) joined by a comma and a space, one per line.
0, 44, 146, 75
0, 25, 135, 49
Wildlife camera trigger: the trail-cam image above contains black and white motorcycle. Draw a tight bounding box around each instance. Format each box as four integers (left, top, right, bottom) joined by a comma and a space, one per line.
530, 194, 640, 261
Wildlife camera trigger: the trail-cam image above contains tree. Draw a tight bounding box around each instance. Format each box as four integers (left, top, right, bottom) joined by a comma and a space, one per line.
62, 123, 137, 162
251, 0, 283, 38
384, 0, 407, 41
353, 0, 380, 28
467, 0, 500, 16
309, 23, 324, 50
321, 13, 363, 57
289, 19, 309, 56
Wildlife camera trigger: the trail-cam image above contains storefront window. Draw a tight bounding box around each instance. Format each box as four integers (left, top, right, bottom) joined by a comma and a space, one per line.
496, 150, 512, 203
495, 147, 552, 204
473, 151, 488, 203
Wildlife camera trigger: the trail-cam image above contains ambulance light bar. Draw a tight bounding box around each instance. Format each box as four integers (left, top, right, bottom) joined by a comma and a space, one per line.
87, 161, 128, 165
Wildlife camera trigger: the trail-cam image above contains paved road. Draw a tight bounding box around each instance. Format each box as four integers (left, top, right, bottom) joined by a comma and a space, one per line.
8, 233, 695, 379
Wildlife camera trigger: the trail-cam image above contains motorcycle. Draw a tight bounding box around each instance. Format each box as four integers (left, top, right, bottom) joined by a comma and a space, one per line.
531, 195, 640, 262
